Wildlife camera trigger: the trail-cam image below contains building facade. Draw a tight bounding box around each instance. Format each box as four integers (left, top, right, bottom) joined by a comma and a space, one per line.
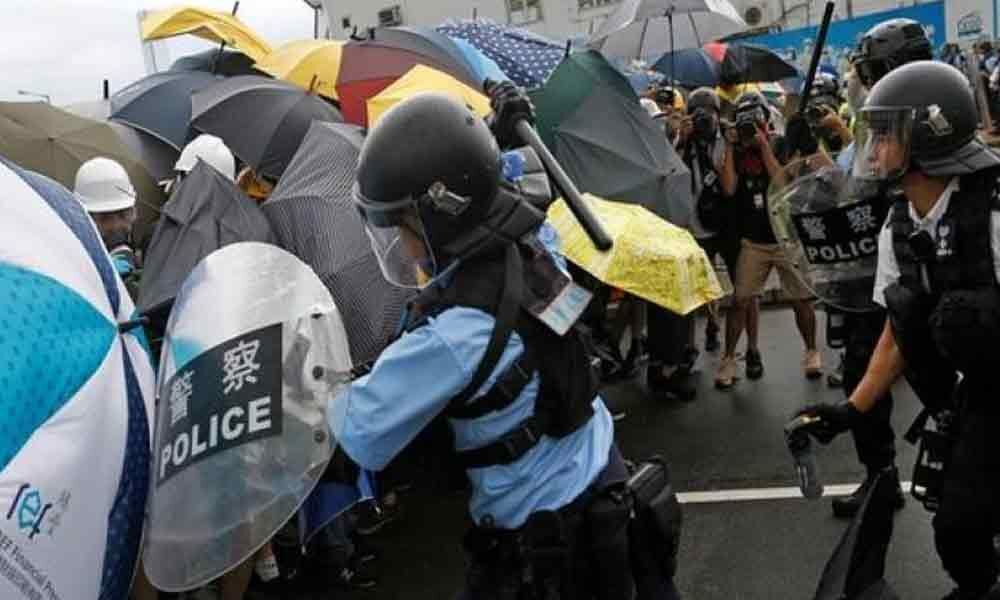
317, 0, 998, 48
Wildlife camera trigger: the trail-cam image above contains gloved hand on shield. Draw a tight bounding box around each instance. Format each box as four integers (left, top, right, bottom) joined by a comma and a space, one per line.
486, 80, 535, 150
794, 401, 861, 444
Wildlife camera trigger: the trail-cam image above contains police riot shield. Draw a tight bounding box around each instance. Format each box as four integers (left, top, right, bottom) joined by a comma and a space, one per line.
144, 242, 352, 592
768, 155, 890, 312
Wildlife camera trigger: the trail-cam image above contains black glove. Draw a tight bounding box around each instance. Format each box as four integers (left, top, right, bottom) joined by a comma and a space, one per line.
785, 114, 819, 158
795, 401, 860, 444
486, 80, 535, 149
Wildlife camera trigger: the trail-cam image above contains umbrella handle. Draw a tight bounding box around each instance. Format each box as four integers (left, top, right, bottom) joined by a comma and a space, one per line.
798, 2, 835, 116
513, 121, 614, 251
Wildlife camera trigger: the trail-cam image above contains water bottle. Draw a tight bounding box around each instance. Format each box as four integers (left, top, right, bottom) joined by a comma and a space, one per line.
784, 415, 825, 499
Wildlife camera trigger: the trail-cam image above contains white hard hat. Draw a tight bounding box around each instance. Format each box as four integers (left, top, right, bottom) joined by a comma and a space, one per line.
175, 134, 236, 181
74, 157, 136, 214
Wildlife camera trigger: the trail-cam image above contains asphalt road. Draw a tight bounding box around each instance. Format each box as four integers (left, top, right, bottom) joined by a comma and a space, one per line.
338, 307, 954, 599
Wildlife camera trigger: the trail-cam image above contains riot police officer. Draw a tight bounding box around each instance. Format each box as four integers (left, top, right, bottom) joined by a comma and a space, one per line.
784, 17, 933, 519
797, 61, 1000, 599
328, 90, 680, 599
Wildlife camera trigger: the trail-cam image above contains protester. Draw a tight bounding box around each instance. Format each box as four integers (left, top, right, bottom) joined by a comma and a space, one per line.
715, 91, 820, 388
328, 88, 681, 599
797, 60, 1000, 599
74, 157, 141, 295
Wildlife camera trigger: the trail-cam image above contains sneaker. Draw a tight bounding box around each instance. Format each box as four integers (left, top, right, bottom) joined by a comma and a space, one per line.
680, 345, 700, 374
704, 321, 720, 353
804, 349, 823, 379
715, 355, 737, 389
745, 349, 764, 380
648, 367, 696, 402
831, 467, 905, 519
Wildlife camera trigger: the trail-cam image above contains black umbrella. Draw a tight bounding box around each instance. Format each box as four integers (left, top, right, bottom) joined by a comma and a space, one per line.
110, 71, 220, 150
814, 470, 900, 600
170, 49, 259, 77
531, 51, 693, 226
191, 76, 343, 181
652, 42, 801, 86
262, 121, 412, 366
107, 121, 179, 182
138, 160, 274, 314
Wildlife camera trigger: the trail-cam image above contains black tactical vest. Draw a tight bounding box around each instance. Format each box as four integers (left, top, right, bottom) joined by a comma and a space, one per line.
886, 168, 1000, 398
407, 243, 598, 469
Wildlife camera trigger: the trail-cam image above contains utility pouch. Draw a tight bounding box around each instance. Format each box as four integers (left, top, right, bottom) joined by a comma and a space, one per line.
520, 511, 571, 600
910, 410, 959, 512
626, 456, 683, 579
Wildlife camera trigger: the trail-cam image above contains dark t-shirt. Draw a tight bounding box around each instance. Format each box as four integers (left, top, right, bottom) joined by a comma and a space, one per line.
733, 143, 778, 244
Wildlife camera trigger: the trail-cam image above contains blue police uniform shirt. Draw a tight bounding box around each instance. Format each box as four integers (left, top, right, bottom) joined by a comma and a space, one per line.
837, 141, 855, 171
327, 223, 614, 529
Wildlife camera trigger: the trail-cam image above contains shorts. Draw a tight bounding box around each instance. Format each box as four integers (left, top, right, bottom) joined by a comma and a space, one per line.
733, 239, 812, 301
696, 235, 740, 279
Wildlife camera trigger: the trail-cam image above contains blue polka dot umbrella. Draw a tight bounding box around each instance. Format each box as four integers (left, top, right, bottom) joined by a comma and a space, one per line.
0, 157, 155, 600
437, 18, 565, 89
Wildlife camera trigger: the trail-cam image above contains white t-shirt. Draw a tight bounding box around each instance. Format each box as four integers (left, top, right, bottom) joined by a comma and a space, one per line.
687, 136, 727, 240
872, 177, 1000, 306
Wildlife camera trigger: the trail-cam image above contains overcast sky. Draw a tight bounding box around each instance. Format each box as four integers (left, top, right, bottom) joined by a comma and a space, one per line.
1, 0, 314, 105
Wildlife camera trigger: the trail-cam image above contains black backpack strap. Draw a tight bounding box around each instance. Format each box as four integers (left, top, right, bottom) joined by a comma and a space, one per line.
449, 352, 537, 420
447, 243, 524, 413
455, 413, 549, 469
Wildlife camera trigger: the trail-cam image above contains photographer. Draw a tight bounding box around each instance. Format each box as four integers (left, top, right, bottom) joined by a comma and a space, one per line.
803, 74, 852, 158
673, 88, 744, 357
715, 92, 821, 388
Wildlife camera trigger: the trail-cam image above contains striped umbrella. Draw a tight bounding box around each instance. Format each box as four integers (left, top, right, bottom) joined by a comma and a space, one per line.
0, 157, 154, 600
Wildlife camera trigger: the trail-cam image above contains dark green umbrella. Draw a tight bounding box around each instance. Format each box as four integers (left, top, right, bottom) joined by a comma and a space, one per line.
530, 50, 693, 226
0, 101, 166, 246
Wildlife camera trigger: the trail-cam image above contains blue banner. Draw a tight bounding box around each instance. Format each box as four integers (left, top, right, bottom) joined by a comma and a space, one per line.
741, 2, 946, 80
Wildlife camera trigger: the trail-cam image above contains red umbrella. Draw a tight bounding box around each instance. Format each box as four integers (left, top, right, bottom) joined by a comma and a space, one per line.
335, 42, 461, 126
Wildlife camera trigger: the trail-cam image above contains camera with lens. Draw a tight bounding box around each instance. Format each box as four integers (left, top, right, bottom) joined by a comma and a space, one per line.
691, 108, 716, 139
734, 111, 759, 144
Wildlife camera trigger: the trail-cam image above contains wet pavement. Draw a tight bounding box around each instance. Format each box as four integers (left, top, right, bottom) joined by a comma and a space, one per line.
342, 307, 953, 599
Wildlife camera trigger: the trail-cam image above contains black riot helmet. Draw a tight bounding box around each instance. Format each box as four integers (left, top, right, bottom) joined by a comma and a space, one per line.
852, 18, 933, 88
687, 87, 721, 115
853, 60, 1000, 184
354, 92, 543, 289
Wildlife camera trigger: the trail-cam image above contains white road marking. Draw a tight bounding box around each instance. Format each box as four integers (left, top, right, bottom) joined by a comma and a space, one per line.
677, 482, 913, 504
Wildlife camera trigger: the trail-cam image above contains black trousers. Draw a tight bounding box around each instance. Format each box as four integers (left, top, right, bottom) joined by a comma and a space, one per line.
647, 305, 691, 367
458, 446, 680, 600
933, 387, 1000, 595
842, 310, 896, 472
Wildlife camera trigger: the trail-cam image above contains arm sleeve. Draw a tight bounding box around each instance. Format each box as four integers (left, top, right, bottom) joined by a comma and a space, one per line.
327, 320, 478, 471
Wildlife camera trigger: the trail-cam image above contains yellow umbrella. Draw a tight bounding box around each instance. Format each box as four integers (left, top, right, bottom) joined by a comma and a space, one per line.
547, 194, 724, 315
254, 39, 343, 101
141, 6, 273, 63
366, 64, 491, 127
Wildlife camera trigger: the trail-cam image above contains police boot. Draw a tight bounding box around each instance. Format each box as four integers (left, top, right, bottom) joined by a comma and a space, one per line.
831, 466, 905, 519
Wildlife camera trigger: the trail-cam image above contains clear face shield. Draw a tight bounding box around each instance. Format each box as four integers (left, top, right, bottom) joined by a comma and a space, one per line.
851, 106, 915, 184
364, 212, 440, 289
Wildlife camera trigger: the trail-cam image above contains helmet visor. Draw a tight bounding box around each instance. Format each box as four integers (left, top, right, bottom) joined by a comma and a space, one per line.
364, 208, 440, 289
852, 107, 915, 183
